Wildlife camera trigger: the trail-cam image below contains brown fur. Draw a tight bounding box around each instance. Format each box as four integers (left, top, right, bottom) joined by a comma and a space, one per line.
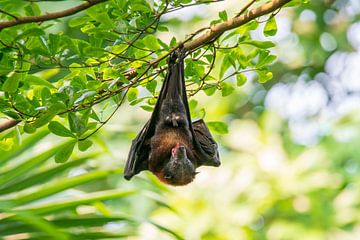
149, 129, 192, 173
154, 170, 194, 186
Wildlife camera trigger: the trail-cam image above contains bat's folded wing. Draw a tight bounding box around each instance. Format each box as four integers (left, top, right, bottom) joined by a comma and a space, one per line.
192, 119, 221, 167
124, 120, 151, 180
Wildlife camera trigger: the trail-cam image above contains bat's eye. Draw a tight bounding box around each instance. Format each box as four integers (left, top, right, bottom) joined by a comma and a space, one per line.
164, 175, 173, 180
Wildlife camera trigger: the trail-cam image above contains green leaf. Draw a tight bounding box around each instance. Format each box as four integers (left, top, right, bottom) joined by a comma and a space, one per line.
24, 3, 41, 16
69, 16, 92, 27
14, 126, 22, 146
189, 99, 198, 112
170, 37, 177, 48
20, 189, 137, 215
23, 123, 36, 134
33, 112, 56, 128
74, 90, 96, 104
257, 70, 273, 83
149, 220, 184, 240
49, 33, 61, 55
203, 86, 217, 96
0, 142, 67, 186
78, 139, 93, 152
143, 35, 160, 50
0, 139, 13, 151
264, 16, 278, 36
220, 55, 233, 79
0, 129, 48, 167
0, 218, 132, 238
207, 121, 229, 135
146, 80, 157, 93
236, 73, 247, 86
2, 72, 22, 93
140, 105, 154, 112
0, 201, 69, 240
33, 103, 66, 128
127, 88, 138, 103
157, 38, 169, 50
219, 10, 228, 21
11, 169, 122, 205
0, 154, 97, 195
157, 26, 169, 32
15, 28, 45, 41
48, 121, 75, 138
132, 3, 151, 12
68, 112, 86, 135
1, 110, 20, 120
54, 140, 76, 163
257, 51, 277, 67
221, 82, 234, 97
241, 40, 275, 49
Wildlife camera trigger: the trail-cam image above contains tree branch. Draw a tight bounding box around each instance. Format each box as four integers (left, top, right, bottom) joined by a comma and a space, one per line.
126, 0, 292, 78
0, 0, 108, 31
0, 0, 292, 133
184, 0, 292, 50
0, 119, 20, 132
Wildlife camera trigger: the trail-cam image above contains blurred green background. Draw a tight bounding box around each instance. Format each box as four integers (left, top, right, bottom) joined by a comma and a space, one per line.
1, 0, 360, 239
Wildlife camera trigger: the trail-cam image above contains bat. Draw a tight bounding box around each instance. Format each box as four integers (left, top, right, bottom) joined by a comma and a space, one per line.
124, 49, 220, 186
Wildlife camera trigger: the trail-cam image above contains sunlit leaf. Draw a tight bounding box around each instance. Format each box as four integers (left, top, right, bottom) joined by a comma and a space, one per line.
78, 139, 93, 152
264, 16, 278, 36
54, 140, 77, 163
220, 82, 234, 97
206, 121, 229, 134
48, 121, 75, 138
236, 73, 247, 86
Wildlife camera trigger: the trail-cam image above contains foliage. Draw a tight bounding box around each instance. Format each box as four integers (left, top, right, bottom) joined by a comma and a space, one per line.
0, 129, 180, 239
141, 0, 360, 239
0, 0, 299, 161
3, 0, 358, 240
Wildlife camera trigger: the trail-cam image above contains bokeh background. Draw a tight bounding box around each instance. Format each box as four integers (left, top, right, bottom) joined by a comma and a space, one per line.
123, 1, 360, 239
1, 0, 360, 239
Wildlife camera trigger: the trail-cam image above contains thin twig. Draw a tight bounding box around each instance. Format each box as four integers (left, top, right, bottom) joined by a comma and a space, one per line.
78, 89, 128, 141
0, 9, 18, 19
0, 0, 293, 132
0, 0, 108, 31
235, 0, 257, 17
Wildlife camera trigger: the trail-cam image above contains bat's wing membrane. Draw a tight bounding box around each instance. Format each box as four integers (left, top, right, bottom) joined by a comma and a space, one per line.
124, 53, 179, 180
124, 120, 151, 180
124, 49, 220, 181
192, 119, 220, 167
177, 50, 221, 168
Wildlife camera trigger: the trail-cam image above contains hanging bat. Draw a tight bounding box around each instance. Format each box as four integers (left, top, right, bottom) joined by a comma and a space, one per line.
124, 49, 220, 186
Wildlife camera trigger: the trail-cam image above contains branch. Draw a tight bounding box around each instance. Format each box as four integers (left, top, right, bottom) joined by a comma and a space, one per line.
0, 119, 20, 132
126, 0, 292, 79
0, 0, 108, 31
0, 0, 292, 133
184, 0, 292, 50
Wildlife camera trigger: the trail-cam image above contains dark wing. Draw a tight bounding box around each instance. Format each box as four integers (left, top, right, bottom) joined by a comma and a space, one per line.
124, 120, 151, 180
192, 119, 220, 167
124, 52, 183, 180
177, 50, 220, 167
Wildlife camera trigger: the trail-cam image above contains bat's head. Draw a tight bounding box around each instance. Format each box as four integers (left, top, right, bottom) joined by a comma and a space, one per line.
159, 143, 197, 186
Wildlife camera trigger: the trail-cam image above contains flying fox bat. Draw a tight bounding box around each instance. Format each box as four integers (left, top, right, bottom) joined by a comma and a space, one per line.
124, 49, 220, 186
